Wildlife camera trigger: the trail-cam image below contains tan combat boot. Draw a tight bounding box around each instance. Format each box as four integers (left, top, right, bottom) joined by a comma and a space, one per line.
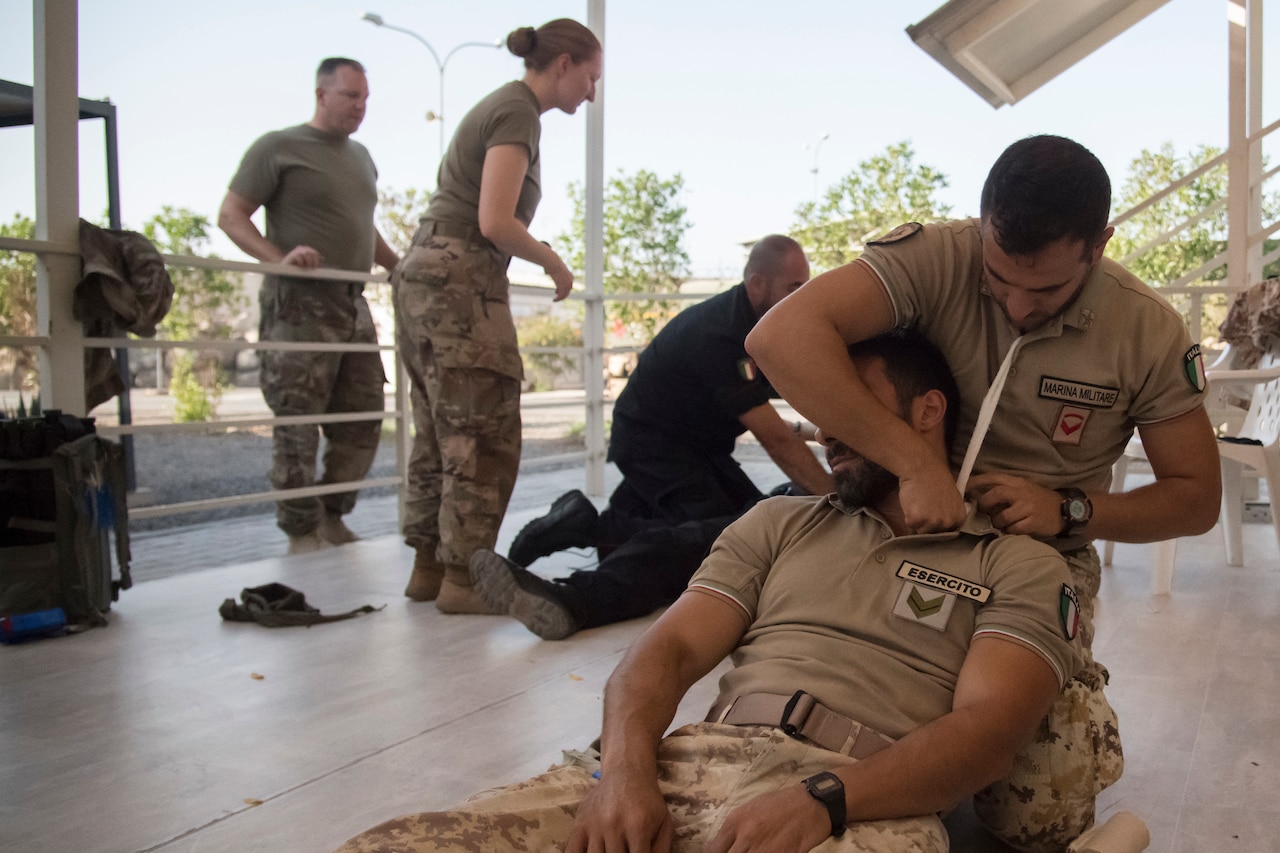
404, 548, 445, 601
287, 530, 333, 555
318, 513, 360, 546
435, 566, 497, 614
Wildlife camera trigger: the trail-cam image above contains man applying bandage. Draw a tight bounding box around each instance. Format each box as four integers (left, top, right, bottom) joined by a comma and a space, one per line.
748, 134, 1218, 849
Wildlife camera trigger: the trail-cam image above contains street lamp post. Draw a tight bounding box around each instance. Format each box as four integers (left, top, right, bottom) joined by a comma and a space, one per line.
361, 12, 501, 160
804, 132, 831, 203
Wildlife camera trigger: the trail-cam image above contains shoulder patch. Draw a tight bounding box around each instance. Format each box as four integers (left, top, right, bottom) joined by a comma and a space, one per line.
867, 222, 923, 246
1059, 583, 1080, 641
737, 358, 759, 381
1183, 344, 1206, 393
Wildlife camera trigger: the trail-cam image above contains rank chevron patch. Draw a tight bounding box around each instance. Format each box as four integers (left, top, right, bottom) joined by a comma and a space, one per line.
908, 587, 946, 618
894, 579, 958, 632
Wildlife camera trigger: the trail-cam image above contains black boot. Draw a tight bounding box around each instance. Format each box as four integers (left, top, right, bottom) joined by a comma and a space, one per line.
507, 489, 599, 567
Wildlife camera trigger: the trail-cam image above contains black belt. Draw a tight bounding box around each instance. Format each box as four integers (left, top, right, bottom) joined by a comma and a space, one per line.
706, 690, 895, 760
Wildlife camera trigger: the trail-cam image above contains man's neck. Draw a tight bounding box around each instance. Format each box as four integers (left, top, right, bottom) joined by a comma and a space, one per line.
306, 118, 349, 138
873, 495, 912, 537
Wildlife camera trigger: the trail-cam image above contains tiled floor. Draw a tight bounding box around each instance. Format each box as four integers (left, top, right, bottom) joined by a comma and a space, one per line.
3, 457, 1279, 853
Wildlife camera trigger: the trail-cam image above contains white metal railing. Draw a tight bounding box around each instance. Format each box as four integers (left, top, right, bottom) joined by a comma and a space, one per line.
1108, 115, 1280, 293
0, 238, 718, 527
1148, 284, 1241, 344
7, 123, 1277, 528
1, 240, 411, 525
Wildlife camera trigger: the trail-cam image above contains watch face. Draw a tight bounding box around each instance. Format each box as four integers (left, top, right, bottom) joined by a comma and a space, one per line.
1067, 498, 1088, 522
811, 776, 841, 795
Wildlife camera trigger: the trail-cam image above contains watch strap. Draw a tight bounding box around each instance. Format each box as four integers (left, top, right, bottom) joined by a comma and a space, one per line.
803, 771, 847, 837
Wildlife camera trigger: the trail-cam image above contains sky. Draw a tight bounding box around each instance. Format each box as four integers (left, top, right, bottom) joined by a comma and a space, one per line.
2, 0, 1277, 279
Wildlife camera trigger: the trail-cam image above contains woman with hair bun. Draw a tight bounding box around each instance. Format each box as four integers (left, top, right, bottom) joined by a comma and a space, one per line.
394, 18, 602, 613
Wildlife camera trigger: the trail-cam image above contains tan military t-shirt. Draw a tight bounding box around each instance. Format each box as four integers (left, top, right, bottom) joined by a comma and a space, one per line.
424, 81, 542, 229
689, 496, 1081, 741
229, 124, 378, 273
858, 219, 1206, 505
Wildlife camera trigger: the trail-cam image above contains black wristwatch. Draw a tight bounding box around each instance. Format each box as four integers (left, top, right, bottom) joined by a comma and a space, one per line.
803, 771, 847, 837
1056, 488, 1093, 538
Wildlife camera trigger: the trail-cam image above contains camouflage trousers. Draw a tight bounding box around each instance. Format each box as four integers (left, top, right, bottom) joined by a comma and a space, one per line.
332, 722, 947, 853
975, 545, 1125, 852
259, 278, 385, 536
394, 229, 524, 576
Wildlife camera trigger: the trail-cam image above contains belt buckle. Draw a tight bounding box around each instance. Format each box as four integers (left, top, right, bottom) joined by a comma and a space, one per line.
780, 690, 816, 738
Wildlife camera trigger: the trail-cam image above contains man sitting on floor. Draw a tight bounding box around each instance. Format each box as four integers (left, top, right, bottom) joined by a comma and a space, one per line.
334, 329, 1085, 853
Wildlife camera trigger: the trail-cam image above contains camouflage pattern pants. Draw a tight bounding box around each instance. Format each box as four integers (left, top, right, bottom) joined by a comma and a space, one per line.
394, 229, 523, 576
975, 545, 1124, 852
333, 723, 947, 853
259, 278, 385, 536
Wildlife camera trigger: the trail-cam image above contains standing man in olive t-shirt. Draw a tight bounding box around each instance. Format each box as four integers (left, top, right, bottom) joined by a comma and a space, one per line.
219, 57, 401, 555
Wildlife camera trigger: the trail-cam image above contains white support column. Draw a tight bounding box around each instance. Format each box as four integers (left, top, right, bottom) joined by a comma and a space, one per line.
33, 0, 84, 414
583, 0, 607, 496
1246, 0, 1264, 286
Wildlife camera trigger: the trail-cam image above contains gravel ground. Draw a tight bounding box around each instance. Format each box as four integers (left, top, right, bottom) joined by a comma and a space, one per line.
128, 430, 585, 532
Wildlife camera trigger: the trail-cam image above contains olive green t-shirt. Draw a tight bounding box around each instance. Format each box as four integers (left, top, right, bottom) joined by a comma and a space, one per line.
424, 80, 542, 228
228, 124, 378, 273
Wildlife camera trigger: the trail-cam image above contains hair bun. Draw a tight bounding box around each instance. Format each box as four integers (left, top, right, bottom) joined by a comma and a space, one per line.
506, 26, 537, 57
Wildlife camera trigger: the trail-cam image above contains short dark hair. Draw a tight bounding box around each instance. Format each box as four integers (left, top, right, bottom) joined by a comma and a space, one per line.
979, 135, 1111, 258
316, 57, 364, 84
847, 328, 961, 450
744, 234, 804, 281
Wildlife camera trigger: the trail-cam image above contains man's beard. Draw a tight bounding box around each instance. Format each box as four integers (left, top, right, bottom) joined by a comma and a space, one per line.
832, 456, 899, 509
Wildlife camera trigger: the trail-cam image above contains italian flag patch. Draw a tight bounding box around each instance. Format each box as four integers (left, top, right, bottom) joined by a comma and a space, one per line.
1184, 344, 1206, 392
738, 358, 758, 381
1060, 584, 1080, 641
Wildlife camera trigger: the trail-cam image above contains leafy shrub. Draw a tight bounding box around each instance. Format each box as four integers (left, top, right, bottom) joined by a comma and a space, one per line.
170, 351, 224, 423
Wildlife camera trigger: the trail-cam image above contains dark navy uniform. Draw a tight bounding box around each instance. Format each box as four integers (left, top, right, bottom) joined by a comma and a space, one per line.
601, 282, 776, 549
498, 283, 791, 633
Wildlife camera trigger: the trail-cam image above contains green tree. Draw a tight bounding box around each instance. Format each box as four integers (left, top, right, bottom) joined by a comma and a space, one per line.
515, 313, 583, 391
169, 350, 225, 422
142, 206, 243, 420
556, 169, 692, 341
369, 186, 431, 314
141, 206, 243, 341
791, 141, 952, 274
0, 215, 38, 390
376, 185, 432, 254
1107, 143, 1280, 336
1109, 142, 1280, 283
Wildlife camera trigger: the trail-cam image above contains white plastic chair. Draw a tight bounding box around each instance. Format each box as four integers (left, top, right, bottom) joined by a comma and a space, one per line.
1208, 344, 1280, 565
1102, 341, 1280, 590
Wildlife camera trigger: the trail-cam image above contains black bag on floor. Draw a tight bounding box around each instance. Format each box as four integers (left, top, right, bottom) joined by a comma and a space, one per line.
0, 411, 132, 628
